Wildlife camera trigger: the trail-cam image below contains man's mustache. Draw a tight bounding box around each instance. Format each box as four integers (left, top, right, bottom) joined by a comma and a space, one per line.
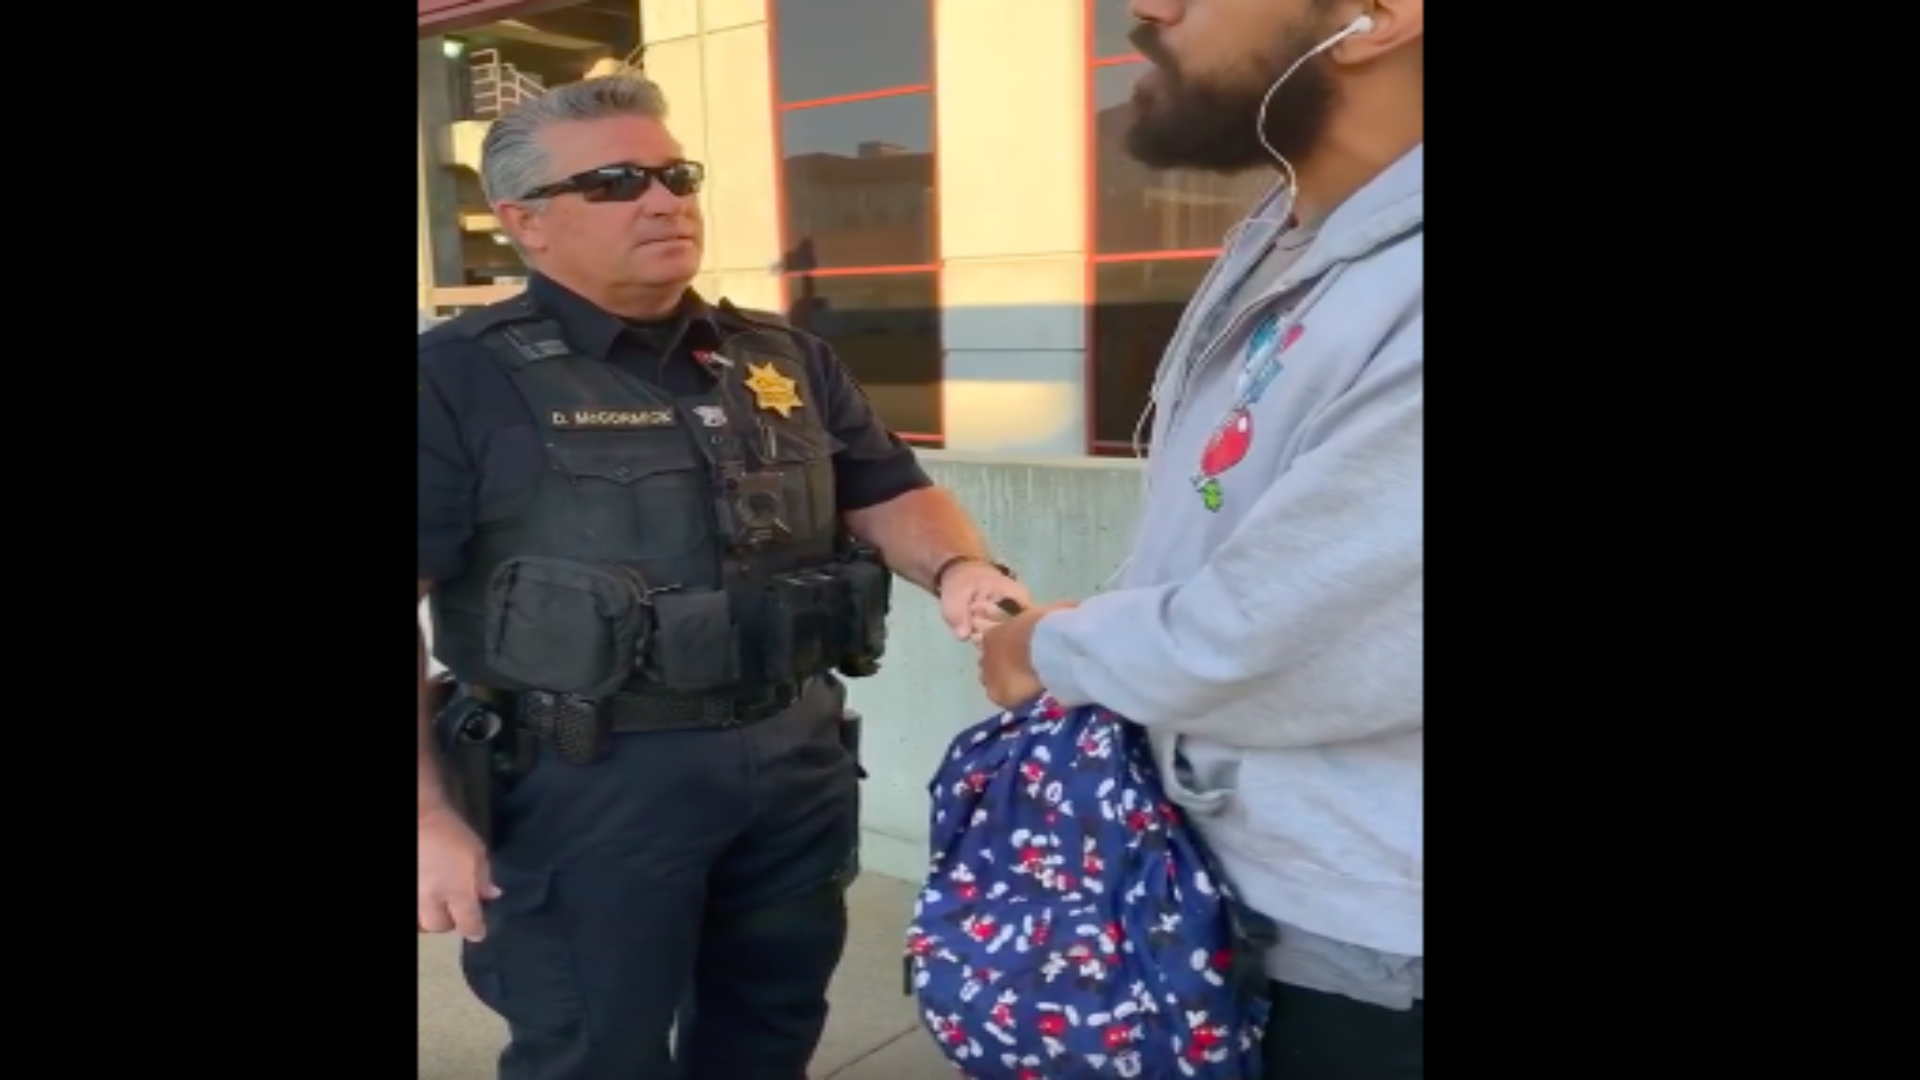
1127, 23, 1178, 72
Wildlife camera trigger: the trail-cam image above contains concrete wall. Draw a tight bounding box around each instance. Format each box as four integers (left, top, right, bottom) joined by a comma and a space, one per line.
843, 452, 1144, 881
934, 0, 1089, 457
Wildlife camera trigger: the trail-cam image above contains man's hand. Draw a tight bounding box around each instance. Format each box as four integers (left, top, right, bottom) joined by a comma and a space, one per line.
977, 601, 1077, 708
418, 803, 500, 942
937, 561, 1031, 640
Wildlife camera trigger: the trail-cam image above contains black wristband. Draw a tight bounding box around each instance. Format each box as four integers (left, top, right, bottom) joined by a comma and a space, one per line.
932, 554, 1014, 595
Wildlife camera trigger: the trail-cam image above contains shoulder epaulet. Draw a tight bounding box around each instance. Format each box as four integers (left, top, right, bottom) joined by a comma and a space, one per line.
434, 293, 572, 370
714, 298, 817, 371
442, 293, 540, 339
716, 298, 797, 333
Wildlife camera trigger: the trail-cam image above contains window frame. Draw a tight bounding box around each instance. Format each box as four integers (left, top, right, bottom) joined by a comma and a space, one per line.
1082, 0, 1230, 456
766, 0, 945, 446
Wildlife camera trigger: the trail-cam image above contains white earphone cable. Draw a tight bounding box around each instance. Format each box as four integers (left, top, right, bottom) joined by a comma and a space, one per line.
1101, 14, 1374, 593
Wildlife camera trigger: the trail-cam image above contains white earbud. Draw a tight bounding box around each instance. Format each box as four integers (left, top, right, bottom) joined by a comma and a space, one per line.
1348, 14, 1377, 36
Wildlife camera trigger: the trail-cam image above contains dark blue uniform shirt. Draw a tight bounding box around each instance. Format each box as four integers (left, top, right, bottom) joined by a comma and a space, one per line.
417, 274, 932, 582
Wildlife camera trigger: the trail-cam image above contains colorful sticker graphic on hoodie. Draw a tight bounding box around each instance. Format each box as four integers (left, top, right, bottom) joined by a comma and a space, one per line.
1193, 315, 1305, 512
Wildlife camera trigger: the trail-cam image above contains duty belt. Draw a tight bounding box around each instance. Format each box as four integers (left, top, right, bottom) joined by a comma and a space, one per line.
477, 680, 811, 735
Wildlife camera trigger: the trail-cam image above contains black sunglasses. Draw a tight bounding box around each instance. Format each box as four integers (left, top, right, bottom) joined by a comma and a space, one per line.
520, 160, 705, 203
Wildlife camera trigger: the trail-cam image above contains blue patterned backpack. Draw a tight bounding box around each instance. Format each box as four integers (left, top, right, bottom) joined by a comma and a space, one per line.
907, 692, 1277, 1079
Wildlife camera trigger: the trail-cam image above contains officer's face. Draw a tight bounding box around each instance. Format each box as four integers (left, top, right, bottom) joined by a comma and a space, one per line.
510, 115, 705, 290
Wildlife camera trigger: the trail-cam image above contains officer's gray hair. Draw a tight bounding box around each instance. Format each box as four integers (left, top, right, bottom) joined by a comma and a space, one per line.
479, 73, 671, 213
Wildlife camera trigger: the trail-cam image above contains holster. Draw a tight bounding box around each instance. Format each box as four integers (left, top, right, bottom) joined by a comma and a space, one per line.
838, 706, 865, 889
428, 673, 523, 847
839, 706, 867, 780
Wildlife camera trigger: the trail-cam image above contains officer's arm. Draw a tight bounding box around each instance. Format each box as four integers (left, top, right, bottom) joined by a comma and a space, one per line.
418, 578, 446, 816
418, 352, 477, 814
808, 341, 992, 591
845, 488, 993, 593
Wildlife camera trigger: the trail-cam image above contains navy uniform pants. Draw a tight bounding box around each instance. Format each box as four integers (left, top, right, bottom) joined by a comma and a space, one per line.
462, 678, 859, 1080
1261, 982, 1424, 1080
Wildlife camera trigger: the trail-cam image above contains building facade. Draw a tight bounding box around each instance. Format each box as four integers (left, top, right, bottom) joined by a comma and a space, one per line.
416, 0, 1264, 457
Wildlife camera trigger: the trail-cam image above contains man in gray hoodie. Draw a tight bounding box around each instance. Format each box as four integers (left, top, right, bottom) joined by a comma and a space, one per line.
977, 1, 1422, 1076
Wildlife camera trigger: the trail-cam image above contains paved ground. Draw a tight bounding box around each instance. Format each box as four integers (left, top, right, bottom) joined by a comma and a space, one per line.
418, 872, 957, 1079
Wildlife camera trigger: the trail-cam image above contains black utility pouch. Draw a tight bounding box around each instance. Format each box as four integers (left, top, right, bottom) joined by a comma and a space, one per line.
485, 556, 650, 699
838, 559, 892, 666
645, 590, 739, 692
762, 572, 837, 683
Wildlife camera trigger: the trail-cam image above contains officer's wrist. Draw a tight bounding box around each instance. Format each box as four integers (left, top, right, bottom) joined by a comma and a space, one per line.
931, 554, 1015, 596
418, 765, 454, 821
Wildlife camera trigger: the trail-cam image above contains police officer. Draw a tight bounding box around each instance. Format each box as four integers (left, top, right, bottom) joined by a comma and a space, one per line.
415, 74, 1030, 1080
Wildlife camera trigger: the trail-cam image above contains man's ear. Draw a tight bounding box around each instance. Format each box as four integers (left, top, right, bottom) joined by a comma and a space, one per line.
494, 201, 549, 255
1338, 0, 1422, 63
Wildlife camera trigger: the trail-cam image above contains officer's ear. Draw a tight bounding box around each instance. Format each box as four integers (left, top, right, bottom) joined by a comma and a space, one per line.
494, 200, 551, 255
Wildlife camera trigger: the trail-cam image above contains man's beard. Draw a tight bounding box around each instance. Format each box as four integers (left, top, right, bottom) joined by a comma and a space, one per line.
1124, 20, 1339, 174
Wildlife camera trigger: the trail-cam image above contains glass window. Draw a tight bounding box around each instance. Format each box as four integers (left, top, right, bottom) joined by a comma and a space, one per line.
445, 0, 642, 116
417, 1, 642, 312
789, 271, 943, 442
773, 0, 931, 104
1093, 0, 1142, 60
1091, 258, 1215, 450
1091, 62, 1270, 256
780, 93, 936, 271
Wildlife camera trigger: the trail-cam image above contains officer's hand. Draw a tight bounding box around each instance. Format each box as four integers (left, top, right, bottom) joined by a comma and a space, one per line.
417, 804, 501, 942
938, 562, 1031, 641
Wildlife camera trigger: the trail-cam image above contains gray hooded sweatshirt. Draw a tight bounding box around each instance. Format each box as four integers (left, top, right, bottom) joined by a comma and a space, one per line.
1030, 144, 1422, 1007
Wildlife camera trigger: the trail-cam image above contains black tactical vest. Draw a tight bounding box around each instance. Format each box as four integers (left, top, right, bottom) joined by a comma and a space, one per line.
428, 295, 878, 701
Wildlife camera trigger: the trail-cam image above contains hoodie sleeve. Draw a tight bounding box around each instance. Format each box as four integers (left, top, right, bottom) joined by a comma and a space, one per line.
1028, 342, 1421, 750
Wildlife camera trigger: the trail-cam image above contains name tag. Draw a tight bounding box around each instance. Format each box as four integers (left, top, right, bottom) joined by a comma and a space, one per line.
548, 408, 677, 430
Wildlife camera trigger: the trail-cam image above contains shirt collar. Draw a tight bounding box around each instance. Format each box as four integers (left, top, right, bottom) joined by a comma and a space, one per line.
526, 273, 722, 362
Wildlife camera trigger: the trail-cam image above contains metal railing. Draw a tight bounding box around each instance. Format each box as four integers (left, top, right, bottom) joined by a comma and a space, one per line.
468, 48, 546, 120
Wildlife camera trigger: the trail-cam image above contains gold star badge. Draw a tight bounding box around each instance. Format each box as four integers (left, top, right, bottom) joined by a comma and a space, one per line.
744, 361, 803, 418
